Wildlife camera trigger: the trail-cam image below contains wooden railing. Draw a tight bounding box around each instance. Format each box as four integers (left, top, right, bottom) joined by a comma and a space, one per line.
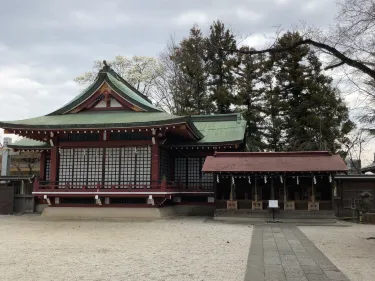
33, 179, 213, 193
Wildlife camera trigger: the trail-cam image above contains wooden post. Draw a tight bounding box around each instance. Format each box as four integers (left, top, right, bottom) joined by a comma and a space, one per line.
39, 151, 46, 181
50, 146, 59, 186
21, 180, 25, 195
271, 177, 275, 200
311, 177, 315, 202
151, 138, 160, 188
254, 177, 258, 201
284, 177, 287, 203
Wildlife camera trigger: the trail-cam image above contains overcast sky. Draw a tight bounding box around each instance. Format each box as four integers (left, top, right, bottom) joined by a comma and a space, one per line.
4, 0, 371, 163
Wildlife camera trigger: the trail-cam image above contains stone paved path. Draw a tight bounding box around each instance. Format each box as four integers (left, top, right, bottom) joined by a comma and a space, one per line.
245, 225, 349, 281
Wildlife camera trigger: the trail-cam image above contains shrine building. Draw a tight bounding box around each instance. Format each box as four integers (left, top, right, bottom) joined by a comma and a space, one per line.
0, 63, 349, 219
0, 63, 245, 217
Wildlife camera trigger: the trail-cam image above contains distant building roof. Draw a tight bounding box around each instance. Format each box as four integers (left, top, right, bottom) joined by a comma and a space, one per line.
361, 162, 375, 173
202, 151, 348, 173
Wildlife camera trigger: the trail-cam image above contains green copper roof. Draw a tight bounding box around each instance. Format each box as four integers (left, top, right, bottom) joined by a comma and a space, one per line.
8, 138, 50, 150
169, 113, 247, 146
0, 111, 189, 128
48, 64, 160, 115
4, 113, 246, 149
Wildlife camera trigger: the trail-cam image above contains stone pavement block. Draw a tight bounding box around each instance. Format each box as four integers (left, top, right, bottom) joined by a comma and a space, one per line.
305, 273, 330, 281
245, 226, 349, 281
264, 256, 282, 265
264, 251, 279, 258
302, 265, 324, 274
281, 260, 301, 269
324, 270, 349, 280
286, 277, 308, 281
265, 271, 286, 281
278, 249, 295, 256
280, 255, 297, 261
297, 257, 317, 266
265, 264, 284, 272
284, 269, 305, 278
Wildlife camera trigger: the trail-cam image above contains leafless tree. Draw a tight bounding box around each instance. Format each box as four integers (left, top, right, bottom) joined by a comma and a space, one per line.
343, 129, 373, 173
10, 151, 40, 176
230, 0, 375, 122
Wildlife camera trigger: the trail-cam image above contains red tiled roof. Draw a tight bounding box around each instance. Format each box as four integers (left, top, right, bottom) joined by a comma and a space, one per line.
202, 151, 348, 173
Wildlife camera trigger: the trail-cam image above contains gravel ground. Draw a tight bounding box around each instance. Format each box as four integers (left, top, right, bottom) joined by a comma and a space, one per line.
0, 216, 252, 281
300, 223, 375, 281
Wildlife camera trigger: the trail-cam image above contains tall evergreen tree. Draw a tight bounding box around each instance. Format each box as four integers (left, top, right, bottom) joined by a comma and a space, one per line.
235, 46, 266, 151
271, 32, 354, 152
205, 20, 238, 113
170, 25, 211, 115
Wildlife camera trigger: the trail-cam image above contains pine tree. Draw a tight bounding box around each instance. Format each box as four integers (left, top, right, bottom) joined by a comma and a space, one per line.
205, 20, 238, 113
170, 25, 211, 115
235, 46, 266, 151
271, 32, 354, 152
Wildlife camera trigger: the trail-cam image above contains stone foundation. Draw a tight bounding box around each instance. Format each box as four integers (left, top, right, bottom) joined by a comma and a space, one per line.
40, 205, 215, 219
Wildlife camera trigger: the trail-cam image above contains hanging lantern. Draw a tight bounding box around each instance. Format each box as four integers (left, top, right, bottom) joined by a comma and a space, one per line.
280, 176, 283, 184
217, 175, 220, 183
248, 176, 251, 184
297, 176, 299, 185
264, 176, 267, 184
329, 174, 332, 183
313, 176, 317, 185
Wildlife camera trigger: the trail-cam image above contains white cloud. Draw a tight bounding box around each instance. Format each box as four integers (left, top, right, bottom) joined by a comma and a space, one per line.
239, 33, 275, 49
174, 11, 209, 26
0, 64, 79, 120
235, 8, 263, 22
301, 0, 325, 13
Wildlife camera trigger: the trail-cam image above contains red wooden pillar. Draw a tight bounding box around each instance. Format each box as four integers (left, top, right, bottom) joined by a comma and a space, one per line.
39, 151, 46, 181
50, 146, 59, 185
151, 138, 160, 188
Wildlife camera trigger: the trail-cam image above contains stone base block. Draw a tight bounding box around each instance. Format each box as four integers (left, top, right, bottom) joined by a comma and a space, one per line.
41, 205, 215, 220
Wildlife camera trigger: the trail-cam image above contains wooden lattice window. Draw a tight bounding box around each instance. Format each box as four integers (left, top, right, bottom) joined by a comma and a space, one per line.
174, 157, 213, 189
58, 147, 151, 187
159, 148, 170, 181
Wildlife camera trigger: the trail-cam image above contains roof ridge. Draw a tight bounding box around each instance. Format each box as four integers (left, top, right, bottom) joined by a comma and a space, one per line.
106, 67, 153, 104
191, 113, 242, 122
